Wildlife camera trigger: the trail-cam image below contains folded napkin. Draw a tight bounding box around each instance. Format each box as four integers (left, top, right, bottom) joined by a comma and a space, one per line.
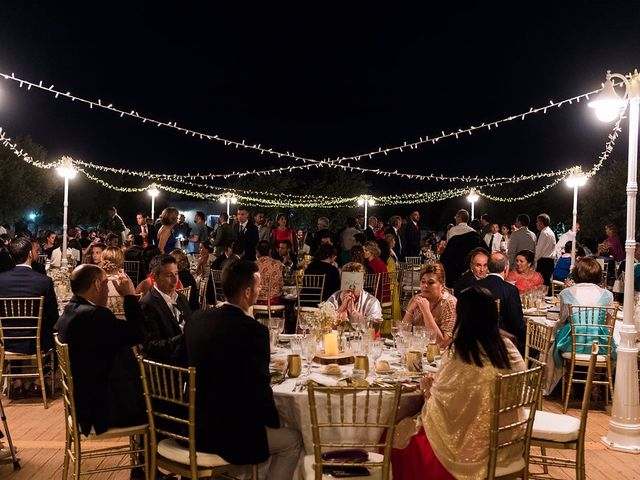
309, 373, 341, 387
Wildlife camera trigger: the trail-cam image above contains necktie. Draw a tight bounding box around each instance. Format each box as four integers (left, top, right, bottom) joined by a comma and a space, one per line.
171, 303, 184, 325
489, 234, 494, 251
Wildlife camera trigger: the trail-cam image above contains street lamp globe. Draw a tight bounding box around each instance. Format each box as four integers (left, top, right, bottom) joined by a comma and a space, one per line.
588, 74, 628, 122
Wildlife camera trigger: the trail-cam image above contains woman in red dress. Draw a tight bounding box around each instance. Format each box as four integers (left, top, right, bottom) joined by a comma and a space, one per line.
363, 241, 389, 303
272, 213, 297, 254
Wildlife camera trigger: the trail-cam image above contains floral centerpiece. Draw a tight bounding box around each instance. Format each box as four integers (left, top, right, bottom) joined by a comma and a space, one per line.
310, 302, 338, 337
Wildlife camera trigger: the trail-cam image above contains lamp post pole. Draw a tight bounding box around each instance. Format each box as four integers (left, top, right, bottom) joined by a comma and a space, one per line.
148, 186, 160, 221
56, 157, 77, 271
590, 70, 640, 453
219, 193, 238, 217
357, 195, 375, 222
467, 190, 479, 220
564, 168, 587, 270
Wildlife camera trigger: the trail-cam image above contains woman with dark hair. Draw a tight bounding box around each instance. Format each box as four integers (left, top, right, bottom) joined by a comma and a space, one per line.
553, 256, 615, 365
303, 244, 341, 302
84, 242, 106, 265
391, 286, 525, 479
272, 213, 297, 254
170, 249, 200, 311
255, 240, 284, 305
41, 230, 58, 258
195, 241, 214, 278
157, 207, 179, 254
506, 249, 544, 293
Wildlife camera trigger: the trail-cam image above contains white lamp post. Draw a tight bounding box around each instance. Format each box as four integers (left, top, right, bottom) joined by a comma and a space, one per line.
219, 192, 238, 217
590, 69, 640, 453
56, 156, 77, 271
564, 167, 588, 270
147, 185, 160, 221
467, 189, 479, 220
357, 195, 375, 222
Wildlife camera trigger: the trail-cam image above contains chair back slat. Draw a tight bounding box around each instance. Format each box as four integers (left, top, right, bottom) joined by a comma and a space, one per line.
123, 260, 141, 286
296, 274, 326, 308
211, 269, 225, 305
55, 336, 79, 435
567, 305, 617, 357
0, 297, 45, 348
176, 286, 192, 300
404, 256, 422, 267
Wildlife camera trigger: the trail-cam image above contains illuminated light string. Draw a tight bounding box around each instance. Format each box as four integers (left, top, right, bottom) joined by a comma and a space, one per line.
0, 70, 611, 173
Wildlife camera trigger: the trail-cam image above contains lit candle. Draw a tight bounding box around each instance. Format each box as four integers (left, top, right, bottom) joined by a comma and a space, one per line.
324, 332, 339, 356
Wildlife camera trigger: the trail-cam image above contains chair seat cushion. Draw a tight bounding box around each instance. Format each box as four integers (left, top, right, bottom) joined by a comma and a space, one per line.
253, 305, 286, 311
67, 416, 147, 437
531, 410, 580, 442
494, 456, 525, 476
157, 438, 230, 468
303, 452, 386, 480
298, 306, 320, 312
561, 351, 607, 362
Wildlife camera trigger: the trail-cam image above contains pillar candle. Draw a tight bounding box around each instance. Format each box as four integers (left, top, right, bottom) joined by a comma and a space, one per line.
324, 332, 339, 356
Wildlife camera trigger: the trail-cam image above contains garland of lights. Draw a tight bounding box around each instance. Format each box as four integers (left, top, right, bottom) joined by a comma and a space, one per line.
0, 69, 610, 178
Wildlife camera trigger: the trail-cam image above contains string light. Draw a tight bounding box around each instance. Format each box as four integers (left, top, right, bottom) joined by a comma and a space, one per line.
0, 69, 611, 173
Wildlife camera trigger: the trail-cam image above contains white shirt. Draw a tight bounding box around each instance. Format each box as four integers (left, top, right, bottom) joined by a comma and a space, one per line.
535, 226, 557, 261
0, 225, 6, 235
153, 285, 181, 323
555, 229, 576, 258
484, 232, 503, 253
447, 222, 475, 241
50, 247, 81, 267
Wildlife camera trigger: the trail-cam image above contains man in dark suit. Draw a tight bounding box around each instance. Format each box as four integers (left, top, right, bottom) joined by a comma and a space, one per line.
477, 252, 525, 353
55, 265, 145, 436
212, 212, 233, 256
364, 216, 378, 242
130, 213, 157, 247
232, 206, 259, 261
124, 234, 146, 283
272, 240, 298, 271
404, 210, 422, 257
185, 259, 301, 478
385, 215, 403, 260
453, 247, 490, 297
440, 228, 489, 288
140, 255, 192, 366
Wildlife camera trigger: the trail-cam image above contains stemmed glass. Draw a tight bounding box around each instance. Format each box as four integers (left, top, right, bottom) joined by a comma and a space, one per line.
390, 320, 401, 348
368, 340, 383, 370
298, 314, 310, 337
301, 336, 318, 377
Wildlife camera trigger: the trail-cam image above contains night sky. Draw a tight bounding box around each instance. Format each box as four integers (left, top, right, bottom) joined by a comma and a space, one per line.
0, 4, 639, 201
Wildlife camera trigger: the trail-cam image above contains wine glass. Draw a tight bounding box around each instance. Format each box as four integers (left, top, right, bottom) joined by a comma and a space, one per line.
298, 315, 310, 337
390, 321, 400, 348
301, 337, 317, 377
368, 340, 383, 370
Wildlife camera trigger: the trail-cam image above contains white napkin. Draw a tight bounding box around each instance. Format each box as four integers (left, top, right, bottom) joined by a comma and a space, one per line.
309, 373, 340, 387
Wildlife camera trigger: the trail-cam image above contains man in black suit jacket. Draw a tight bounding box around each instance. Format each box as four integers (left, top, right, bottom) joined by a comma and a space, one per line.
185, 259, 301, 478
140, 255, 192, 366
364, 216, 378, 242
453, 247, 490, 297
385, 215, 403, 259
477, 252, 525, 353
404, 210, 422, 257
55, 265, 145, 436
440, 229, 489, 288
0, 237, 58, 356
232, 206, 259, 261
130, 213, 157, 247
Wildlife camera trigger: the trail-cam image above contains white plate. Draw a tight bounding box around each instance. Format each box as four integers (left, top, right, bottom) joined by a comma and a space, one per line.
424, 364, 439, 373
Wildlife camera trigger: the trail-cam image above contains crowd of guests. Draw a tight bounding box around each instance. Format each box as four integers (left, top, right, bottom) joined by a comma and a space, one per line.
0, 202, 634, 477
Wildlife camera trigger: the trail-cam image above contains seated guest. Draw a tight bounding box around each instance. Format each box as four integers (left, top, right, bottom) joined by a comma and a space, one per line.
403, 263, 456, 347
211, 240, 236, 271
84, 242, 106, 265
453, 247, 489, 297
477, 252, 525, 353
0, 237, 59, 396
440, 210, 488, 287
506, 249, 545, 294
185, 259, 302, 478
327, 262, 383, 329
552, 241, 584, 282
140, 255, 192, 366
26, 236, 47, 275
554, 256, 615, 364
384, 233, 399, 264
195, 240, 215, 277
0, 237, 13, 273
349, 244, 366, 266
55, 265, 145, 436
391, 286, 525, 479
363, 240, 389, 302
124, 234, 146, 284
135, 247, 176, 296
105, 233, 120, 248
272, 239, 298, 271
256, 240, 284, 305
100, 246, 134, 296
170, 249, 200, 311
40, 230, 58, 258
303, 244, 341, 303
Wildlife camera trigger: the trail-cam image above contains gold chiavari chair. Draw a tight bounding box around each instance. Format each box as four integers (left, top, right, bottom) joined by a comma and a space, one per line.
404, 256, 422, 268
252, 280, 286, 321
524, 319, 554, 405
56, 336, 148, 479
295, 274, 325, 332
137, 357, 258, 480
0, 297, 54, 408
561, 304, 617, 413
551, 278, 565, 297
38, 254, 48, 265
176, 286, 192, 300
198, 270, 209, 310
124, 260, 141, 286
487, 366, 543, 480
380, 270, 400, 322
305, 383, 402, 480
529, 342, 599, 480
363, 273, 380, 299
210, 269, 226, 307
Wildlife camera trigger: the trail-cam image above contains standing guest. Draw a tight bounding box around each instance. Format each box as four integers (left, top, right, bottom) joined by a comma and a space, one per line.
256, 240, 284, 305
104, 207, 126, 244
188, 211, 207, 254
0, 237, 59, 396
553, 241, 584, 282
484, 223, 504, 254
124, 234, 146, 284
272, 240, 298, 271
174, 214, 191, 244
375, 219, 387, 240
212, 212, 233, 256
385, 215, 403, 260
446, 209, 475, 241
477, 252, 525, 353
349, 245, 366, 267
480, 213, 492, 238
501, 224, 511, 244
170, 249, 200, 311
309, 217, 333, 255
403, 263, 456, 347
404, 210, 422, 257
55, 265, 145, 436
233, 206, 259, 261
272, 214, 297, 254
604, 223, 625, 262
157, 207, 179, 254
41, 230, 58, 258
131, 213, 157, 247
303, 244, 341, 302
364, 216, 378, 242
185, 260, 302, 478
84, 242, 106, 265
535, 213, 557, 294
338, 232, 365, 267
506, 214, 536, 267
78, 229, 92, 251
507, 249, 545, 294
254, 211, 271, 244
140, 255, 192, 365
555, 222, 579, 259
453, 247, 490, 297
384, 233, 399, 264
363, 241, 388, 302
356, 214, 366, 231
391, 286, 524, 479
378, 238, 401, 319
339, 217, 360, 253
